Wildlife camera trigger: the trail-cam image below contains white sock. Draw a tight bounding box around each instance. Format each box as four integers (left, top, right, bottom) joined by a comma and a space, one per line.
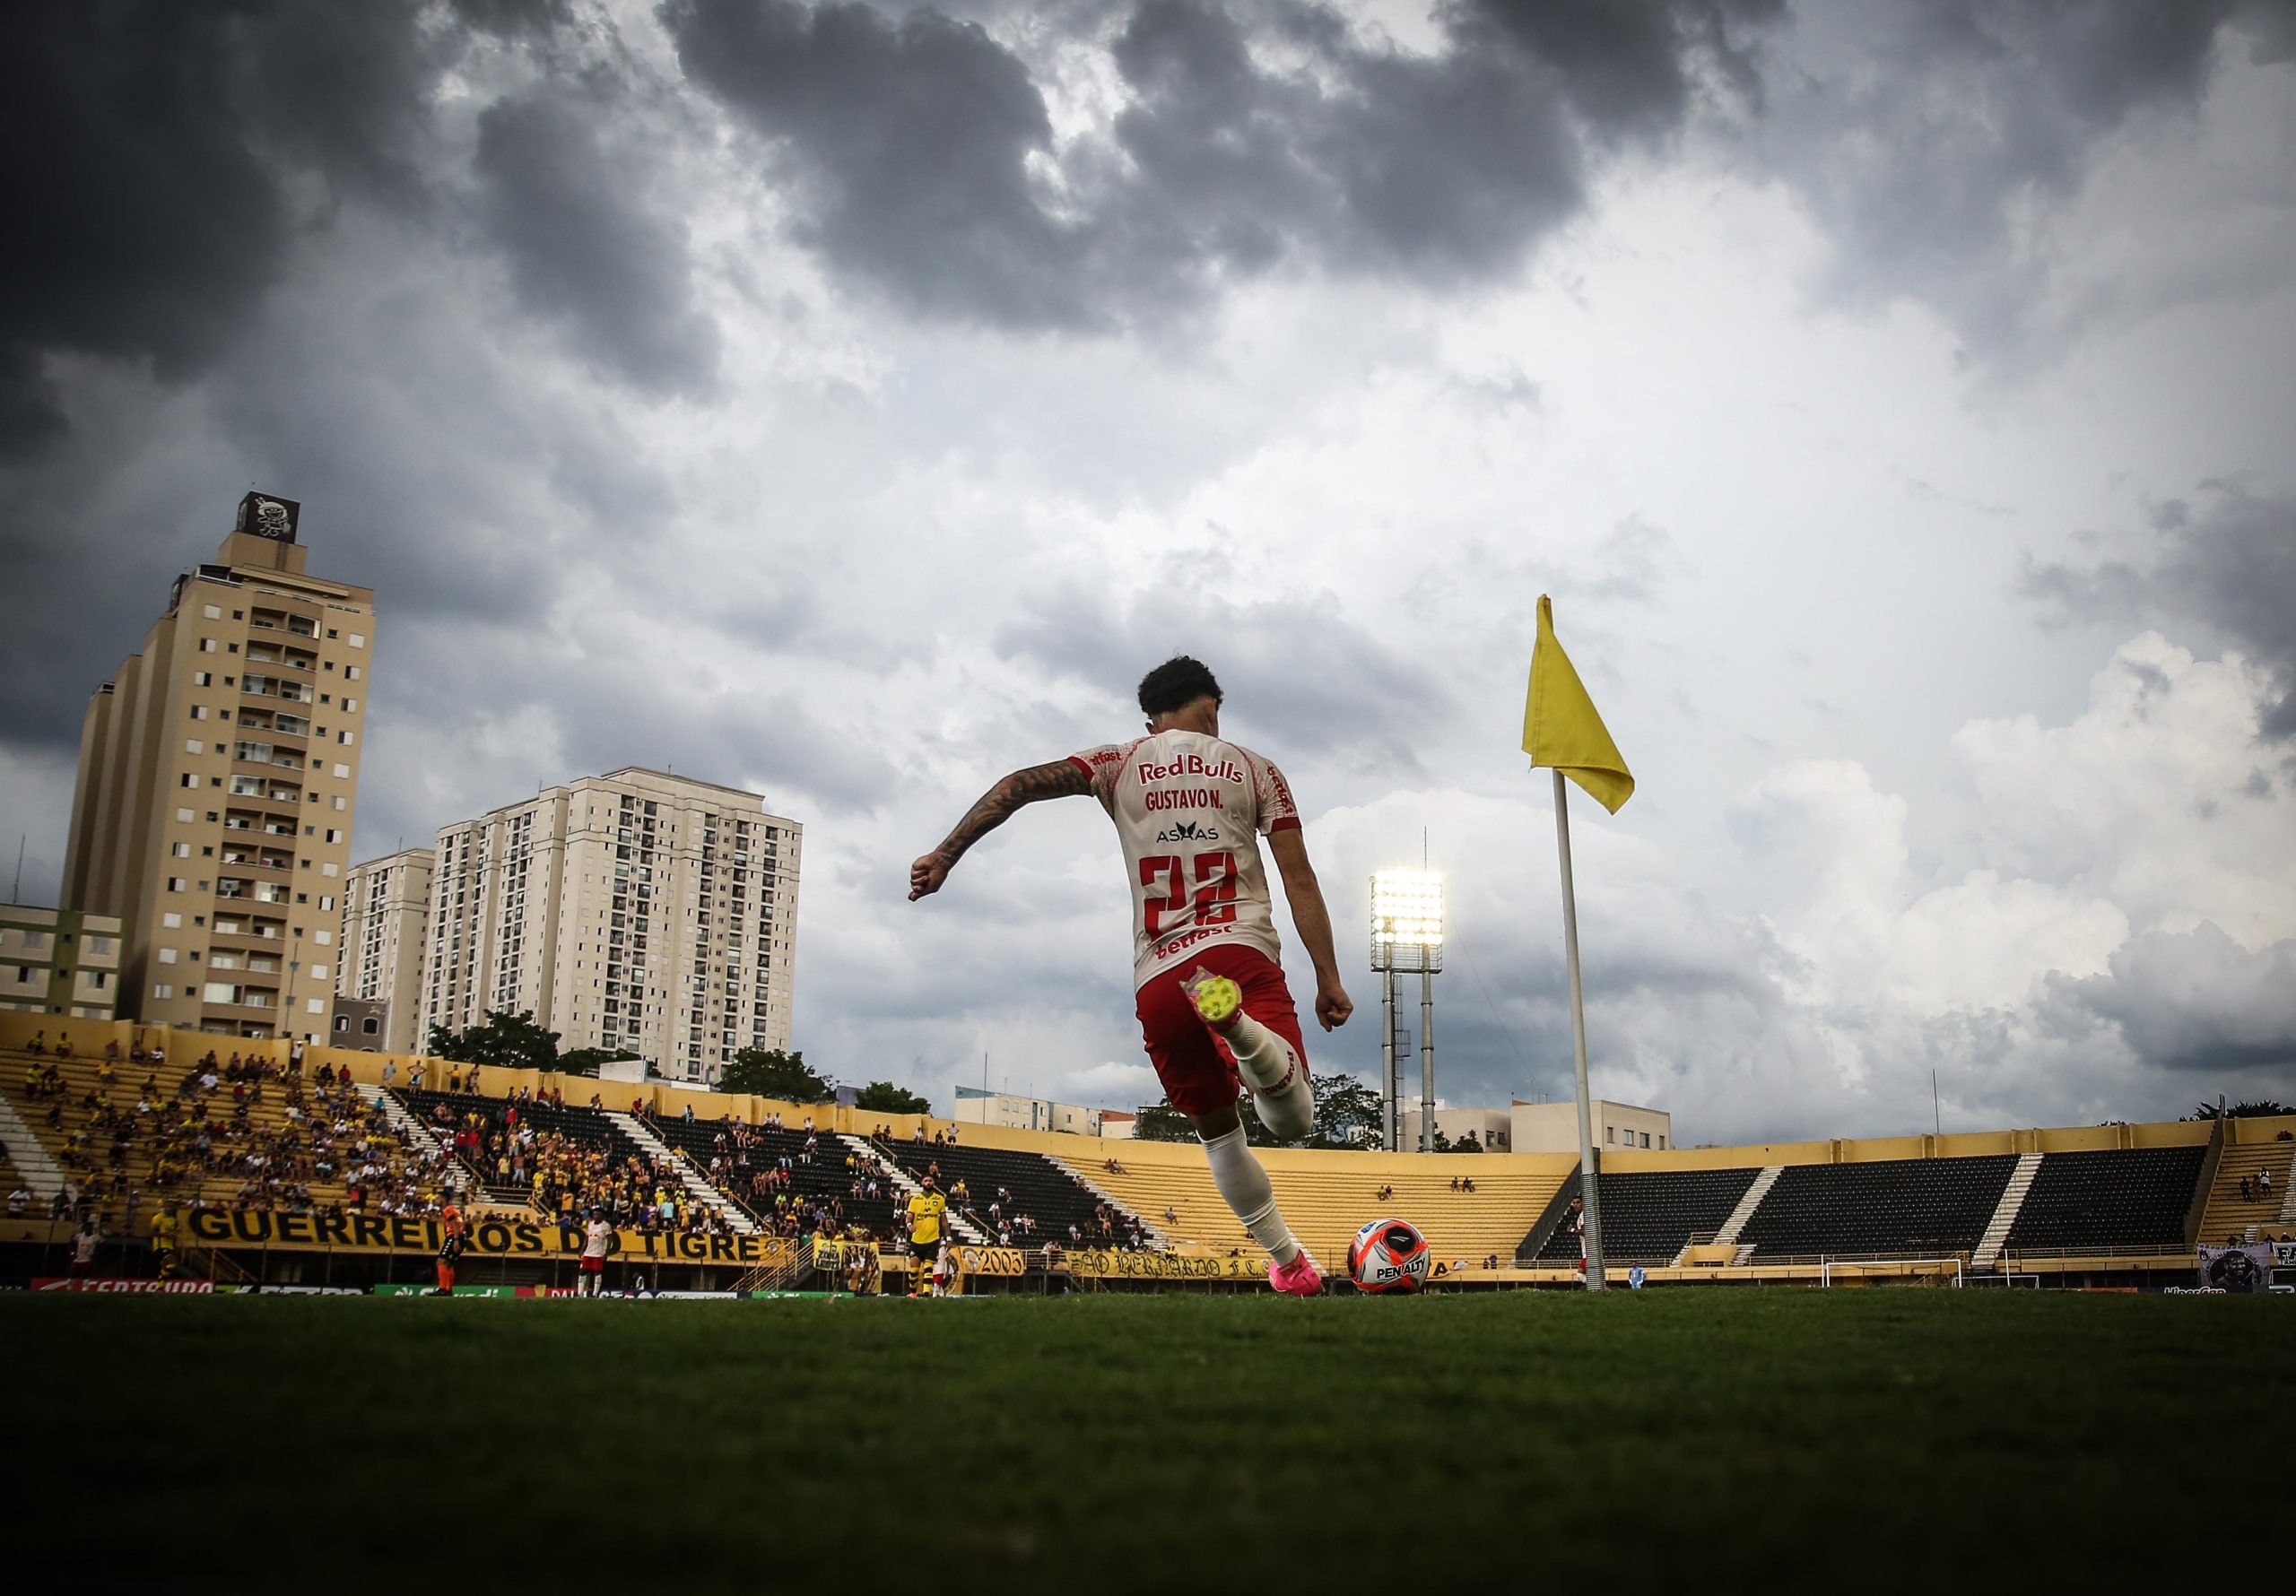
1222, 1012, 1314, 1141
1200, 1123, 1300, 1265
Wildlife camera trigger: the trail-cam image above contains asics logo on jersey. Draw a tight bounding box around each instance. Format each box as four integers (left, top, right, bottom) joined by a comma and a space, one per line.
1136, 753, 1246, 785
1154, 820, 1222, 844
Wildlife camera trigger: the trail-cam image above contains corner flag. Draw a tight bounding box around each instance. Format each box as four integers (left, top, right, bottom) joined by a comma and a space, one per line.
1523, 594, 1634, 814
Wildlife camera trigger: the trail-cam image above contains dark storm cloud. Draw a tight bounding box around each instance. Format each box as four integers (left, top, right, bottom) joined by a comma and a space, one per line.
0, 2, 290, 458
2041, 923, 2296, 1077
475, 86, 722, 395
663, 0, 1780, 329
1747, 0, 2274, 358
2022, 486, 2296, 734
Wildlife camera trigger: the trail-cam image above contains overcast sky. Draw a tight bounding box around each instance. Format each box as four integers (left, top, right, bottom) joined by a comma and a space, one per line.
4, 0, 2293, 1142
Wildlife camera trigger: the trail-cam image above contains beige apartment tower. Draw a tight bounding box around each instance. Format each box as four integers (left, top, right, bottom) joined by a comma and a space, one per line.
421, 768, 800, 1085
62, 494, 376, 1043
337, 846, 435, 1054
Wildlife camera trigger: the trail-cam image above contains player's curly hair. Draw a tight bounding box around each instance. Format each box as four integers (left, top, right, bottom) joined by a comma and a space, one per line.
1137, 655, 1222, 716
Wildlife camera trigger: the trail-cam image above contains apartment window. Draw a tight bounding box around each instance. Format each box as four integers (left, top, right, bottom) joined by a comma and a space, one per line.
345, 665, 361, 681
347, 632, 365, 648
193, 672, 211, 687
1640, 1132, 1651, 1149
1605, 1127, 1615, 1143
344, 698, 358, 713
1658, 1136, 1666, 1149
203, 604, 222, 620
332, 763, 349, 778
167, 878, 187, 893
325, 828, 342, 844
162, 914, 182, 929
185, 740, 203, 755
337, 731, 354, 746
180, 774, 196, 788
190, 705, 207, 721
157, 949, 178, 965
315, 928, 332, 943
152, 984, 174, 1001
200, 638, 217, 653
326, 628, 338, 639
171, 842, 191, 858
176, 807, 195, 822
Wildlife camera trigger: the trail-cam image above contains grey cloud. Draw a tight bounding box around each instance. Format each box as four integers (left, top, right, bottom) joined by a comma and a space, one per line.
665, 0, 1783, 330
2021, 485, 2296, 734
1744, 0, 2263, 360
991, 578, 1450, 771
0, 2, 291, 457
475, 86, 722, 395
663, 0, 1095, 329
2042, 922, 2296, 1078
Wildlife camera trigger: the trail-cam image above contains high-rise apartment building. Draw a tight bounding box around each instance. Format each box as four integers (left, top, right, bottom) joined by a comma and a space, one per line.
62, 493, 375, 1043
337, 846, 435, 1054
420, 768, 799, 1084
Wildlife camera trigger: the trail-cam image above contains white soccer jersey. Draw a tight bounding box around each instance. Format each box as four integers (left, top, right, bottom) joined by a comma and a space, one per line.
1068, 730, 1302, 988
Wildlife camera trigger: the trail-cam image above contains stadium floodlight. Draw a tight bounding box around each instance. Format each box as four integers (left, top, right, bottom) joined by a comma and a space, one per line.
1370, 871, 1444, 1151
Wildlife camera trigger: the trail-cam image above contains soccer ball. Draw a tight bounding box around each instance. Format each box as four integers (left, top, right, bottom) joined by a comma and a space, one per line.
1347, 1217, 1431, 1293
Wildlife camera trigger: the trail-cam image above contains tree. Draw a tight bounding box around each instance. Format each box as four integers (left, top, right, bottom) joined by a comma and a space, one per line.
721, 1047, 835, 1103
1309, 1074, 1384, 1149
425, 1010, 560, 1073
1132, 1105, 1194, 1143
2185, 1100, 2292, 1120
853, 1080, 931, 1114
557, 1046, 639, 1079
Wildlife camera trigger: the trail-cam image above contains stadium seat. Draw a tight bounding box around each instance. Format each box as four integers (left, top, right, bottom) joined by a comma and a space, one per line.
2003, 1146, 2206, 1253
1522, 1167, 1761, 1264
1734, 1156, 2018, 1258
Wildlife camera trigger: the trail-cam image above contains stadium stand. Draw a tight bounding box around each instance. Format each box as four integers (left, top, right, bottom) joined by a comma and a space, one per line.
0, 1039, 453, 1232
1056, 1141, 1566, 1271
1735, 1155, 2018, 1258
1523, 1167, 1761, 1264
2001, 1146, 2206, 1253
391, 1087, 744, 1241
2198, 1132, 2296, 1243
874, 1132, 1127, 1249
651, 1114, 905, 1242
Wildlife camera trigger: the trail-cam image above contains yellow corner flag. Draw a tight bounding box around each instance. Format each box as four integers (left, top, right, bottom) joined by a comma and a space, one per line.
1523, 594, 1634, 813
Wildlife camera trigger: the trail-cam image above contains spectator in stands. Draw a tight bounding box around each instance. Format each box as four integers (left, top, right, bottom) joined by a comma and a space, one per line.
6, 1184, 28, 1218
70, 1218, 100, 1277
28, 1030, 45, 1054
2260, 1167, 2274, 1198
409, 1062, 426, 1089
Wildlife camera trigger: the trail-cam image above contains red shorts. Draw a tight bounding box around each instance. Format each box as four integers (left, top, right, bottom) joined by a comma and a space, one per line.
579, 1254, 604, 1273
1135, 944, 1309, 1119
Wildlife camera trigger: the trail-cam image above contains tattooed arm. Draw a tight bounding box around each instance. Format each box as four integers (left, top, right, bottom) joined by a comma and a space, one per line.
909, 759, 1093, 900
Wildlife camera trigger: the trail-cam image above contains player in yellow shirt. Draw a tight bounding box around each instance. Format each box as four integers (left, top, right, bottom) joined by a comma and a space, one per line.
150, 1206, 179, 1279
906, 1176, 947, 1297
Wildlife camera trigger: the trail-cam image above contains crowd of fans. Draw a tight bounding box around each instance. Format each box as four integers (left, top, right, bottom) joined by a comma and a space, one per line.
13, 1037, 460, 1241
418, 1096, 738, 1242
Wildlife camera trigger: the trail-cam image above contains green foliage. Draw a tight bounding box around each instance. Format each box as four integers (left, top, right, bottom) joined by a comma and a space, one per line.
721, 1047, 835, 1103
1132, 1104, 1195, 1142
2185, 1100, 2292, 1120
424, 1010, 560, 1073
1309, 1073, 1383, 1149
853, 1080, 931, 1114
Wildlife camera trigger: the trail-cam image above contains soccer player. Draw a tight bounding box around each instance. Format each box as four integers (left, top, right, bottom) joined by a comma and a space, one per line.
434, 1201, 465, 1296
909, 655, 1351, 1295
906, 1175, 947, 1297
578, 1208, 613, 1297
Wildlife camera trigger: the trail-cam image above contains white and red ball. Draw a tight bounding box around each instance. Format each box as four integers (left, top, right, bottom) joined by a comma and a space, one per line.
1347, 1217, 1431, 1293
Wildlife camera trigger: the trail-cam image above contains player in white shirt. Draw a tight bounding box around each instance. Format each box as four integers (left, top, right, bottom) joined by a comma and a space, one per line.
909, 656, 1351, 1295
579, 1210, 613, 1297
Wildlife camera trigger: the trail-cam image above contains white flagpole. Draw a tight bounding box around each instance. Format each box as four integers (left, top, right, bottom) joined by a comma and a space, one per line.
1552, 770, 1607, 1290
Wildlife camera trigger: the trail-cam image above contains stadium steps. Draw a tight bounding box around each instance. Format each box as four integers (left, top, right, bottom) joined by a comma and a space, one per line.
612, 1112, 759, 1235
2198, 1133, 2296, 1244
0, 1087, 66, 1200
1970, 1151, 2043, 1270
355, 1085, 465, 1195
1710, 1166, 1782, 1247
1067, 1164, 1171, 1249
849, 1135, 988, 1244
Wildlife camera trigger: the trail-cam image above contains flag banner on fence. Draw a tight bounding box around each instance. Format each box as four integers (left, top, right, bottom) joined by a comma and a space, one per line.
2196, 1244, 2272, 1293
2273, 1241, 2296, 1268
1523, 594, 1635, 813
33, 1277, 214, 1293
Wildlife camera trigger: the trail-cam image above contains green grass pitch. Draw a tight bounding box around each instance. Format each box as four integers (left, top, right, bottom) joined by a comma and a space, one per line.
17, 1290, 2286, 1592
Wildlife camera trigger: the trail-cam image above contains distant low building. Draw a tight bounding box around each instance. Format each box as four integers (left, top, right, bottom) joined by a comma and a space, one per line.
0, 904, 125, 1020
953, 1085, 1123, 1136
1511, 1097, 1673, 1154
1399, 1106, 1513, 1151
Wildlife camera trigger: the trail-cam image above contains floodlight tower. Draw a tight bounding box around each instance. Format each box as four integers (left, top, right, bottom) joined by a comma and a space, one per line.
1370, 870, 1444, 1152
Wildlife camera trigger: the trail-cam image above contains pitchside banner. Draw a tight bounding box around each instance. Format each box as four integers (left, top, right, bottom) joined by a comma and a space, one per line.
1063, 1250, 1270, 1281
2196, 1244, 2273, 1293
184, 1209, 802, 1268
